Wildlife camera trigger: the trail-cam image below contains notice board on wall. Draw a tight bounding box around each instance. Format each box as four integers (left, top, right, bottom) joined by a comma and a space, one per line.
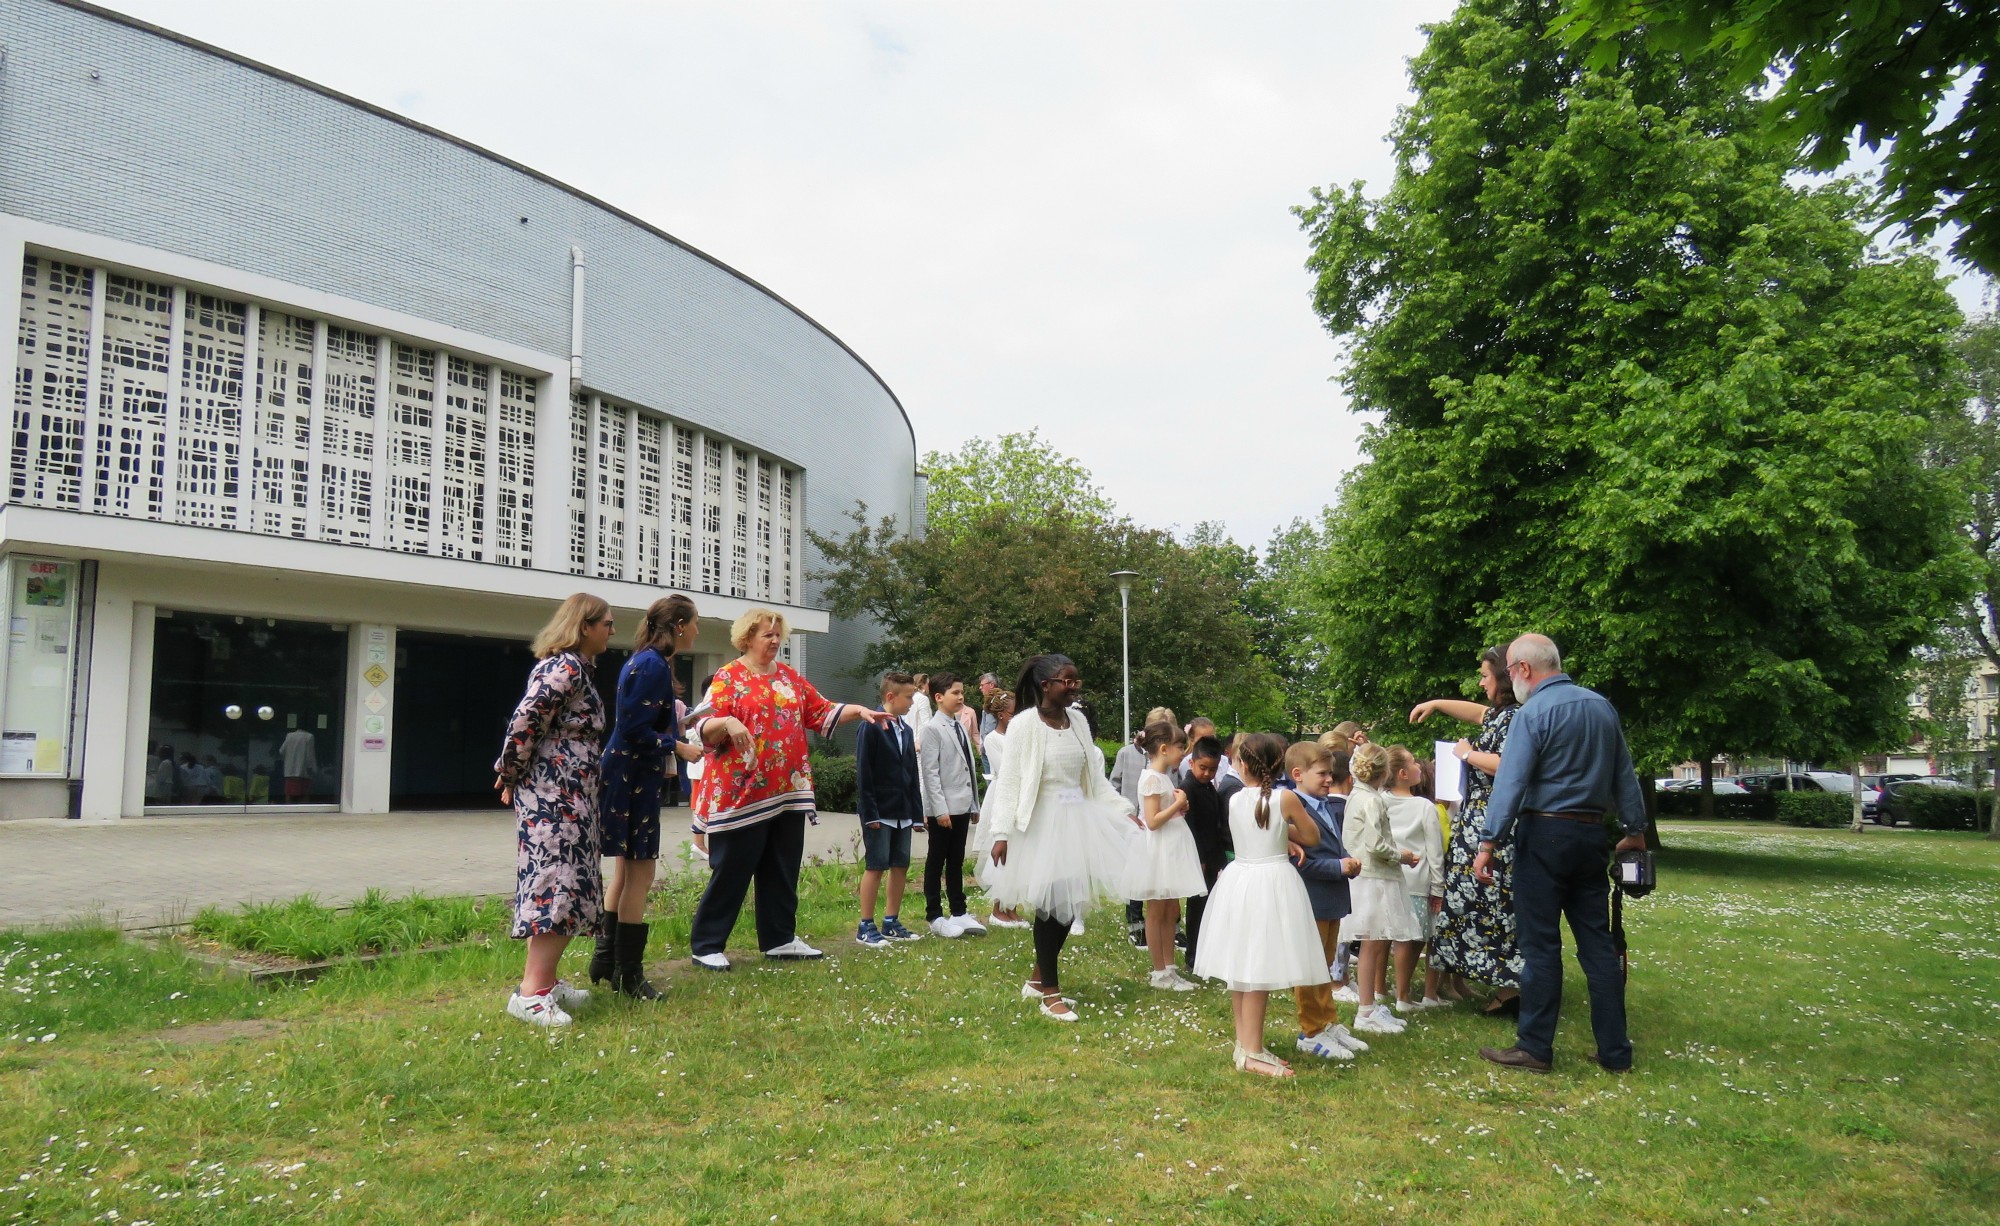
3, 557, 78, 777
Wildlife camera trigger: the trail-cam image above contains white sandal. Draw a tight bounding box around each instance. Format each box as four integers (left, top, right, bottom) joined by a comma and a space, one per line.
1038, 990, 1078, 1022
1232, 1044, 1294, 1077
1020, 980, 1075, 1006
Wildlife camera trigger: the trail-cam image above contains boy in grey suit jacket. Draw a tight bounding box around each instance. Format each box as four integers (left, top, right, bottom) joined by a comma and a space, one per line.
918, 672, 986, 938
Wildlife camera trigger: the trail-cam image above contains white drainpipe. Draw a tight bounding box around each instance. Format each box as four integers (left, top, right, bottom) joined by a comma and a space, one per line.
569, 246, 586, 394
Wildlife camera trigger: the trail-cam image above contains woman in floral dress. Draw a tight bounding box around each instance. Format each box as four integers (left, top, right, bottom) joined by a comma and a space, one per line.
493, 593, 615, 1028
686, 608, 899, 970
1410, 647, 1522, 1016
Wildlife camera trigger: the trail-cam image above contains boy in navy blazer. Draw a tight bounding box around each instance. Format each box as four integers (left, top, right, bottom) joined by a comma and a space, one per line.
854, 672, 924, 946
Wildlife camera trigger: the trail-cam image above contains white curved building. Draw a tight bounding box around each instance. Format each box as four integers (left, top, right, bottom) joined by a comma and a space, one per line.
0, 0, 920, 818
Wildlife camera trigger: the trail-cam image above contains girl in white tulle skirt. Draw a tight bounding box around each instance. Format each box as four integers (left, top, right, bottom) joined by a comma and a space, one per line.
1192, 733, 1330, 1078
979, 655, 1142, 1022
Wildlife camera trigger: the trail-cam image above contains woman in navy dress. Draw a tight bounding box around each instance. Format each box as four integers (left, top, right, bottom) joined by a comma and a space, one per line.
591, 594, 704, 999
494, 592, 614, 1029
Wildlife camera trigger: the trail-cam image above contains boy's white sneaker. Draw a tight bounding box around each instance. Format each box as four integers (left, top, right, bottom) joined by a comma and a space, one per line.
953, 914, 987, 936
1330, 983, 1360, 1004
1148, 968, 1197, 993
929, 916, 964, 938
692, 952, 731, 971
763, 938, 824, 960
1296, 1031, 1356, 1060
506, 990, 572, 1028
1324, 1024, 1368, 1053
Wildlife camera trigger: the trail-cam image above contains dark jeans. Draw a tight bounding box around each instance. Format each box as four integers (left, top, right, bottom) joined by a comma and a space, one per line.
689, 812, 806, 956
924, 815, 972, 920
1512, 815, 1631, 1067
1182, 860, 1225, 971
1032, 915, 1071, 990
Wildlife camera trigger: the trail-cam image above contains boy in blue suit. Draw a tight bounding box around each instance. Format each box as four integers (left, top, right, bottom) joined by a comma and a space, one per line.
855, 672, 924, 946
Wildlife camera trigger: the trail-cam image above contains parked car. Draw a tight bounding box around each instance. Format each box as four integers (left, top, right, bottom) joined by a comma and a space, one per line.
1880, 776, 1975, 826
1742, 772, 1855, 795
1860, 773, 1923, 823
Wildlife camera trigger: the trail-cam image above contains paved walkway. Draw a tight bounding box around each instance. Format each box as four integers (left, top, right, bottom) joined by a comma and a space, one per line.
0, 810, 866, 931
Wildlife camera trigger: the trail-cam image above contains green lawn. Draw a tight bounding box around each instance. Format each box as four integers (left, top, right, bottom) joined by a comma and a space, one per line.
2, 824, 1996, 1224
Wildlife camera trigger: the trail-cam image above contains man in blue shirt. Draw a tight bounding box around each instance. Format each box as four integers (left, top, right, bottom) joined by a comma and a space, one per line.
1473, 634, 1647, 1073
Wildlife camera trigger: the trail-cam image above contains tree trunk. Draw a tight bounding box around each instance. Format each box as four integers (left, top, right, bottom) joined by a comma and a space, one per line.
1699, 757, 1715, 819
1850, 759, 1865, 833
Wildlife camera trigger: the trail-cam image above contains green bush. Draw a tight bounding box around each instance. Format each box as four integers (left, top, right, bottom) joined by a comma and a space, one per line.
1898, 787, 1987, 831
1653, 789, 1777, 820
1774, 791, 1853, 828
810, 750, 857, 814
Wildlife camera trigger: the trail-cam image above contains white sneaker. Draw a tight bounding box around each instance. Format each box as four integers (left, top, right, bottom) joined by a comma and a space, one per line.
692, 952, 731, 971
506, 990, 572, 1028
1393, 998, 1424, 1015
1148, 968, 1196, 993
1352, 1005, 1404, 1035
930, 916, 964, 938
1330, 983, 1360, 1004
953, 914, 987, 936
1296, 1030, 1356, 1060
549, 979, 590, 1010
763, 938, 824, 960
1324, 1024, 1368, 1053
1069, 916, 1085, 936
1418, 996, 1452, 1010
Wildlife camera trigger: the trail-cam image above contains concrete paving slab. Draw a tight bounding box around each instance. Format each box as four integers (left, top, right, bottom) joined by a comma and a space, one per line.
0, 809, 871, 931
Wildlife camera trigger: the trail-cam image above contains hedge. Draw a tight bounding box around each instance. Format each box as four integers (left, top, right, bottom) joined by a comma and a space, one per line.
1774, 791, 1853, 829
808, 750, 858, 815
1653, 789, 1777, 820
1898, 787, 1988, 831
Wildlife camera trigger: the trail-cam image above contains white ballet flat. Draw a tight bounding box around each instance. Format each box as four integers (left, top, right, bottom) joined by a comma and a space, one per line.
1020, 980, 1075, 1006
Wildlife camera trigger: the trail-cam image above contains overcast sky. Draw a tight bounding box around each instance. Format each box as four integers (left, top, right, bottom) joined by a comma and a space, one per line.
104, 1, 1992, 550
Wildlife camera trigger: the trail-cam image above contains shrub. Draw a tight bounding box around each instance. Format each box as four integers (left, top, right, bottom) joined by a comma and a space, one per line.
1774, 791, 1853, 829
810, 750, 857, 814
1653, 789, 1777, 820
1898, 787, 1987, 831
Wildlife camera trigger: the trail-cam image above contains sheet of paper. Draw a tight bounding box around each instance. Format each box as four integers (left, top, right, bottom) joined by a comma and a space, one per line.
1433, 741, 1466, 803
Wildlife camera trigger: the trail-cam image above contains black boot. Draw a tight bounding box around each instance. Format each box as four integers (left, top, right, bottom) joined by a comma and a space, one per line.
615, 920, 663, 1000
588, 921, 617, 986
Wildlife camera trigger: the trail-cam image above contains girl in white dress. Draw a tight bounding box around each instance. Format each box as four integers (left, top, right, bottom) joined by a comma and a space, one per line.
979, 654, 1143, 1021
1191, 734, 1331, 1078
1129, 721, 1207, 992
1339, 743, 1424, 1036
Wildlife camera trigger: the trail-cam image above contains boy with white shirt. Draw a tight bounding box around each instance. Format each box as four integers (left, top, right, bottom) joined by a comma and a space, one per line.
918, 672, 986, 938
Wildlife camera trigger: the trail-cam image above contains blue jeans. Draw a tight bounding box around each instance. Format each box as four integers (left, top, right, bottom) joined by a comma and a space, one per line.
1511, 816, 1631, 1067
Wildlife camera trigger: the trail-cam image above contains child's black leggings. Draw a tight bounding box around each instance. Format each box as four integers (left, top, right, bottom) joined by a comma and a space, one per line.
1032, 915, 1071, 990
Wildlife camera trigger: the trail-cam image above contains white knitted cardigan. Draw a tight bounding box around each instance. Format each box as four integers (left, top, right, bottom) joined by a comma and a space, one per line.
982, 705, 1135, 839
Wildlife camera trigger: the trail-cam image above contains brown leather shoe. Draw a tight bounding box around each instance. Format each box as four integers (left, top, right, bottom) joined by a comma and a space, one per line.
1584, 1052, 1632, 1073
1478, 1045, 1552, 1073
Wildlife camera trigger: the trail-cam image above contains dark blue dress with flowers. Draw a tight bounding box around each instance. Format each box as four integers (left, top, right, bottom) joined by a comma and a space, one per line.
599, 647, 680, 861
494, 651, 606, 939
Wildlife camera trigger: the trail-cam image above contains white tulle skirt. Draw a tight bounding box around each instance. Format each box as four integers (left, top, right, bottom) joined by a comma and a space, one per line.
1338, 876, 1424, 943
1125, 817, 1209, 901
1191, 855, 1332, 992
977, 787, 1141, 924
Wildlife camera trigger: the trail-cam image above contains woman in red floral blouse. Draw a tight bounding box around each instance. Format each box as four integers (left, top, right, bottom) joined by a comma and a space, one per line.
687, 608, 897, 969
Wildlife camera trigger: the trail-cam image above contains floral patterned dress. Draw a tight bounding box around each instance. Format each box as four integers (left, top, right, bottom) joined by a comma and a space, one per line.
1430, 704, 1520, 987
493, 651, 607, 939
692, 660, 847, 835
599, 647, 680, 861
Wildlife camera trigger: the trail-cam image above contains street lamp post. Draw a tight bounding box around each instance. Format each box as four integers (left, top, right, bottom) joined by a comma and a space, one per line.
1111, 570, 1139, 744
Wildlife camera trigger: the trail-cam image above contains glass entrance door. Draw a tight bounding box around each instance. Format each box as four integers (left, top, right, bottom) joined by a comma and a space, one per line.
145, 612, 349, 812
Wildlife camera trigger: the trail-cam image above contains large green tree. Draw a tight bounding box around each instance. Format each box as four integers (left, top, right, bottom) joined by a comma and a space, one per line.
1293, 0, 1969, 770
1933, 315, 2000, 834
809, 502, 1283, 739
1555, 0, 2000, 275
918, 431, 1115, 546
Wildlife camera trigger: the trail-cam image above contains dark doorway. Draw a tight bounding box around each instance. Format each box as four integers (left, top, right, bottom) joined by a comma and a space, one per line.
390, 630, 626, 810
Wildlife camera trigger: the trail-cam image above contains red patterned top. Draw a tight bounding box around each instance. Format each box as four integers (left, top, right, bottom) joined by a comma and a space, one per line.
691, 660, 846, 834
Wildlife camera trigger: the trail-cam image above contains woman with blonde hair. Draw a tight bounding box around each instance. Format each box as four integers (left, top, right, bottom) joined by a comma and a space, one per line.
685, 608, 899, 969
590, 594, 706, 1000
494, 593, 615, 1028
